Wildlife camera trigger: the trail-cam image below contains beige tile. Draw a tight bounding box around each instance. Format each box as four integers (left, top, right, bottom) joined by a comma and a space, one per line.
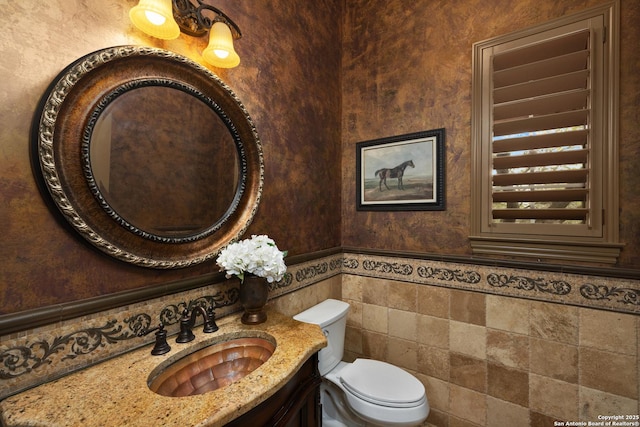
329, 275, 342, 299
530, 337, 578, 383
388, 281, 417, 311
344, 325, 362, 354
362, 330, 387, 361
418, 314, 449, 349
580, 308, 637, 355
486, 396, 530, 427
425, 409, 448, 427
449, 384, 486, 426
579, 385, 639, 421
362, 303, 388, 334
531, 411, 559, 427
341, 275, 363, 301
486, 294, 529, 334
389, 308, 417, 341
272, 279, 337, 316
362, 277, 388, 305
450, 321, 486, 359
416, 374, 449, 413
450, 290, 485, 326
387, 337, 418, 371
449, 416, 477, 427
313, 277, 340, 303
317, 279, 336, 297
268, 293, 302, 317
450, 353, 486, 392
343, 350, 359, 363
530, 373, 578, 420
486, 329, 529, 370
418, 345, 450, 381
530, 301, 578, 344
346, 300, 362, 328
487, 362, 528, 407
417, 285, 450, 319
580, 347, 637, 399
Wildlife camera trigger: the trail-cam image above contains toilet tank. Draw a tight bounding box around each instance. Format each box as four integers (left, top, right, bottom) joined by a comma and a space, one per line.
294, 299, 350, 376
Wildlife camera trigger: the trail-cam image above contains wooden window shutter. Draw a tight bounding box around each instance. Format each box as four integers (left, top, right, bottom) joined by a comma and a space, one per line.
491, 29, 592, 225
470, 1, 621, 264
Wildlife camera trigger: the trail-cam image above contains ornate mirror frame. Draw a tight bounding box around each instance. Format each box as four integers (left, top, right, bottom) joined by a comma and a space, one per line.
31, 46, 264, 269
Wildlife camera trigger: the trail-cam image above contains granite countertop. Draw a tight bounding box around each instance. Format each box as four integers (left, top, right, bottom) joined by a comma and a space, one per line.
0, 309, 327, 427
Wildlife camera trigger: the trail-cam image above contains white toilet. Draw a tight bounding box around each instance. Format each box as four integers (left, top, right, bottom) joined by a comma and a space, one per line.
294, 299, 429, 427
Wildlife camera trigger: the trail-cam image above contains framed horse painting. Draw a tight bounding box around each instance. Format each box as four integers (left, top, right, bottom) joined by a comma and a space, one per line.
356, 128, 445, 211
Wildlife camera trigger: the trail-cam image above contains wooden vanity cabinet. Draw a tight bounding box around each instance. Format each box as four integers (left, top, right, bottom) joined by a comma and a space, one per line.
225, 352, 321, 427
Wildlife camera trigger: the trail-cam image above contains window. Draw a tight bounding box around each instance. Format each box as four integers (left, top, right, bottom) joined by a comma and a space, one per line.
470, 2, 621, 264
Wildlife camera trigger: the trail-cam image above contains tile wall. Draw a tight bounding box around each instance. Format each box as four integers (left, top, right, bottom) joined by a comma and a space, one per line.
1, 250, 638, 427
342, 275, 639, 426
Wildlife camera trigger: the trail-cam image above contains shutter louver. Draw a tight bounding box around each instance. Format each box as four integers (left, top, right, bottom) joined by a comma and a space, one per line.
491, 29, 591, 224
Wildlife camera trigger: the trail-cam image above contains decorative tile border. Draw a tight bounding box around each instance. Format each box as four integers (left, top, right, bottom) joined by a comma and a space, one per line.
0, 282, 238, 399
0, 250, 636, 400
342, 252, 640, 314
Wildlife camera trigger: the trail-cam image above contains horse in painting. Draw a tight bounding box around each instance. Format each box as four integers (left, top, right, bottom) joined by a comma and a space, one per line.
375, 160, 415, 191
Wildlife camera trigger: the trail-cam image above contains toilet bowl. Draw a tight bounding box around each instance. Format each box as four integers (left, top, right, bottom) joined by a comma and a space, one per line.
294, 299, 429, 427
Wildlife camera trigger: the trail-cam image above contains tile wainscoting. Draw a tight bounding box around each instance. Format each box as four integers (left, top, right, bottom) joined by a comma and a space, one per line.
340, 252, 639, 426
1, 249, 638, 425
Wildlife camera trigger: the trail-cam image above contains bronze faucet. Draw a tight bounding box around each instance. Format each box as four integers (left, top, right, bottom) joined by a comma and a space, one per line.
176, 305, 219, 343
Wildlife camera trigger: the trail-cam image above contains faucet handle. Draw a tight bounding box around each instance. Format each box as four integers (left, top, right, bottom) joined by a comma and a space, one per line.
203, 305, 219, 333
138, 324, 171, 356
176, 309, 196, 343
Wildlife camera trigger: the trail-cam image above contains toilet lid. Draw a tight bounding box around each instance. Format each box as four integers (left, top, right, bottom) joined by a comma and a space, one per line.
339, 359, 425, 408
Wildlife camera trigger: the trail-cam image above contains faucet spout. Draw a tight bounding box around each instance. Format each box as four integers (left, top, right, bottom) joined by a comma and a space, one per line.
191, 305, 219, 333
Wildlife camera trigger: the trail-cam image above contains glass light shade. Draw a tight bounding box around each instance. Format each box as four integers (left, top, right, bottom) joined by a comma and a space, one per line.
129, 0, 180, 40
202, 22, 240, 68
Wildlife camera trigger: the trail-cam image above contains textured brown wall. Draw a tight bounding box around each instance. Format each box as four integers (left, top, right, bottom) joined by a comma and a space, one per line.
0, 0, 341, 315
341, 0, 640, 268
1, 0, 638, 317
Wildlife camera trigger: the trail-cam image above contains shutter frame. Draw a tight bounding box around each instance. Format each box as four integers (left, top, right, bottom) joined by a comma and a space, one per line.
469, 1, 620, 264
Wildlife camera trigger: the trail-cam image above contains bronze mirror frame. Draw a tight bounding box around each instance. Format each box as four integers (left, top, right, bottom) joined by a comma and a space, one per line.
31, 46, 264, 269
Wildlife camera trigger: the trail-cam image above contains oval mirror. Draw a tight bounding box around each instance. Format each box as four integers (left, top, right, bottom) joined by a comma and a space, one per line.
31, 46, 264, 268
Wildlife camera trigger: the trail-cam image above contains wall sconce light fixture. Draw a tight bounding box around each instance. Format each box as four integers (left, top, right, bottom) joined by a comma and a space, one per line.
129, 0, 242, 68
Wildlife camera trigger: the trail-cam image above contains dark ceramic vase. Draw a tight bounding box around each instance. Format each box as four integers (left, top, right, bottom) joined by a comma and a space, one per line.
239, 274, 269, 324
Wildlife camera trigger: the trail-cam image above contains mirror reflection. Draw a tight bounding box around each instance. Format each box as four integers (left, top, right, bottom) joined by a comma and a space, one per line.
89, 86, 239, 241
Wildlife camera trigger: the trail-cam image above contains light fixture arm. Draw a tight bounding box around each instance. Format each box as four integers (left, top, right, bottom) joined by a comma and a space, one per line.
172, 0, 242, 39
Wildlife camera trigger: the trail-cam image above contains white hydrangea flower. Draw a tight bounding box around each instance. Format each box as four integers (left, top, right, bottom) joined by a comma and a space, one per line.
216, 235, 287, 283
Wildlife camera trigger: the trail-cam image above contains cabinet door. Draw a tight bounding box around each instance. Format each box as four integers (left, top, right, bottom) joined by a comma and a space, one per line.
225, 353, 321, 427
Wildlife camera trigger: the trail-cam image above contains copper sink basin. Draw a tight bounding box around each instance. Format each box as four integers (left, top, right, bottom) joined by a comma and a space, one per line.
148, 336, 276, 397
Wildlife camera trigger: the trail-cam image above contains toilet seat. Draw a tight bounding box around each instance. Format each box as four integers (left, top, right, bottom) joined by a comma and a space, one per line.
340, 359, 426, 408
